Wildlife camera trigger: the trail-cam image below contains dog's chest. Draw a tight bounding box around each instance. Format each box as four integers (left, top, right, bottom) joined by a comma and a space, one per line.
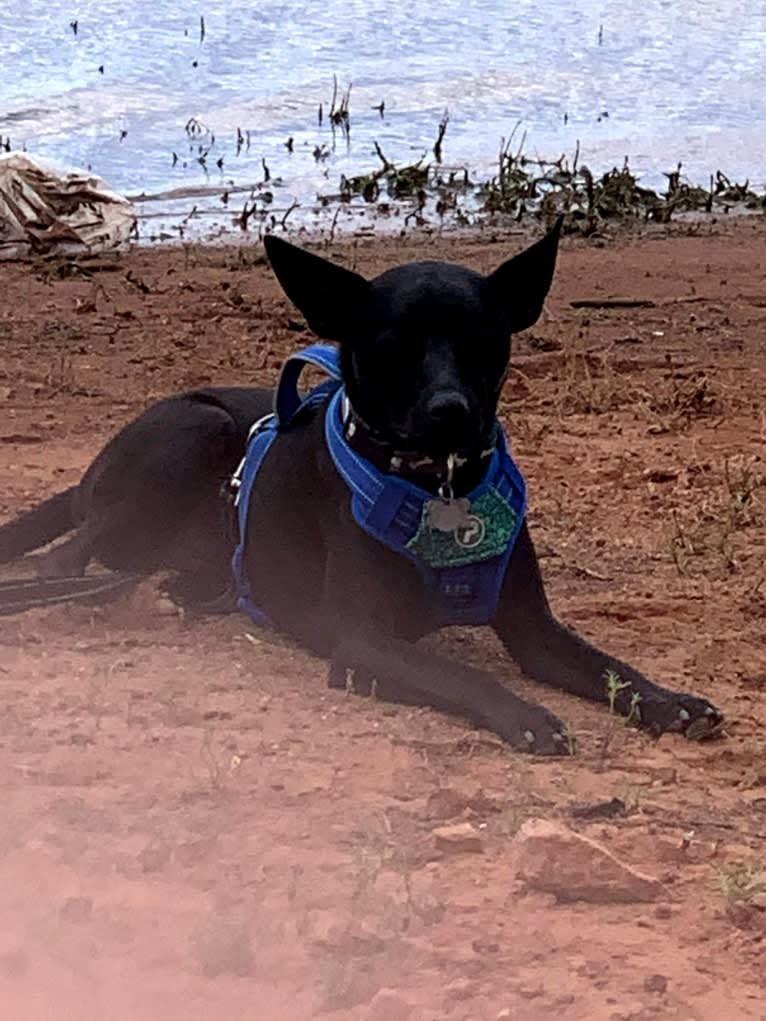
230, 344, 528, 630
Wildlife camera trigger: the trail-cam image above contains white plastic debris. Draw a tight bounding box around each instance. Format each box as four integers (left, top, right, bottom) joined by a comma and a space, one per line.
0, 152, 135, 260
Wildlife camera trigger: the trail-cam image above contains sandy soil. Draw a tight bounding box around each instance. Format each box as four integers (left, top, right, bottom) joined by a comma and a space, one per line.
1, 217, 765, 1020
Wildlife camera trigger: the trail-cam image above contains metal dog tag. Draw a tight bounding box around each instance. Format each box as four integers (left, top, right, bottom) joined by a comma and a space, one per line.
428, 497, 472, 533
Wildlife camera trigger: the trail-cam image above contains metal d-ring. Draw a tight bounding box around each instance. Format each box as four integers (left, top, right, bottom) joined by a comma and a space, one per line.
437, 453, 457, 503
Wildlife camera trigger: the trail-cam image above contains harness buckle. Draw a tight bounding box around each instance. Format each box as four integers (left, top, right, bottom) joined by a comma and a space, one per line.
229, 413, 276, 507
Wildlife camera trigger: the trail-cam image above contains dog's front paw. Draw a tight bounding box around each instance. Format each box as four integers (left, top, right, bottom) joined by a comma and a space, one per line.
494, 701, 574, 756
640, 692, 724, 741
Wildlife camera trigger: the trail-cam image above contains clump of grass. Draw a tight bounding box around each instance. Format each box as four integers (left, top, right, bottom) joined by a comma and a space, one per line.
43, 351, 78, 394
716, 862, 766, 903
647, 369, 722, 427
668, 455, 765, 577
723, 455, 765, 529
554, 348, 641, 416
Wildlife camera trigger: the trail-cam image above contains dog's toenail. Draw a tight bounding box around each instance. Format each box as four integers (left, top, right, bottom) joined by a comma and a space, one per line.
524, 729, 535, 745
678, 708, 691, 721
705, 706, 718, 716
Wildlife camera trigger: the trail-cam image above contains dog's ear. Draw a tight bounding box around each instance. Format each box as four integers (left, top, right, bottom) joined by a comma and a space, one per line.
264, 235, 369, 342
485, 216, 562, 334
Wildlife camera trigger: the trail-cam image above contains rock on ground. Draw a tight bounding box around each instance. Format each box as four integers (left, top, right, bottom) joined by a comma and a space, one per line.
513, 819, 666, 904
432, 822, 485, 856
366, 988, 412, 1021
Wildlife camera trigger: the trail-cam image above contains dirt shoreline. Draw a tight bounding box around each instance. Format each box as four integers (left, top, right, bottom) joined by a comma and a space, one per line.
1, 217, 765, 1019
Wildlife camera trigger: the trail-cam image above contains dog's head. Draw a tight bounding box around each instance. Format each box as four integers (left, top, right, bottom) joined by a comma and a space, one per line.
264, 222, 561, 458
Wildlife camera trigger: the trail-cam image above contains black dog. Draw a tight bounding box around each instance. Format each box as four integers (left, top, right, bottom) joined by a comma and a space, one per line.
0, 226, 723, 753
232, 227, 723, 753
0, 387, 271, 610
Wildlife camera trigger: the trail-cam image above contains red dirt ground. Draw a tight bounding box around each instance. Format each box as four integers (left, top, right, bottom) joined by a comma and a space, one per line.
1, 218, 765, 1020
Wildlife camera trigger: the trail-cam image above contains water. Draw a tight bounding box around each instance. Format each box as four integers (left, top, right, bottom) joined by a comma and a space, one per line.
1, 0, 764, 238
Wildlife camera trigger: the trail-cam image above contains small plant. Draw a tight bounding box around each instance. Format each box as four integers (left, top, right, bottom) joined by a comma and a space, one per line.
433, 110, 449, 163
201, 724, 222, 790
43, 351, 78, 394
328, 76, 352, 139
605, 669, 641, 723
561, 725, 577, 755
599, 670, 642, 767
184, 116, 207, 139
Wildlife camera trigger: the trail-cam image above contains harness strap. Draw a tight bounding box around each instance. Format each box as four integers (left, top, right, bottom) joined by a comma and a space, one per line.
325, 390, 423, 537
323, 389, 527, 626
274, 343, 342, 424
232, 344, 343, 627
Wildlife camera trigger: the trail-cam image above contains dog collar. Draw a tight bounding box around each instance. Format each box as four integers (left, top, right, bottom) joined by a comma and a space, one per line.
339, 393, 496, 483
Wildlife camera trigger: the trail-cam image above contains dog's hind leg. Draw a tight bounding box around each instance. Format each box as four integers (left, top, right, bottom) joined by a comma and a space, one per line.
494, 523, 723, 739
0, 487, 77, 565
34, 524, 96, 578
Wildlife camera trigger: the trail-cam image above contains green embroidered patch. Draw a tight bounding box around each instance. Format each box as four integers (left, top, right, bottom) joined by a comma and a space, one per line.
406, 486, 519, 568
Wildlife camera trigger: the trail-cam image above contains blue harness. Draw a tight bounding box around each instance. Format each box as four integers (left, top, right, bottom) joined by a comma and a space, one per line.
231, 344, 527, 628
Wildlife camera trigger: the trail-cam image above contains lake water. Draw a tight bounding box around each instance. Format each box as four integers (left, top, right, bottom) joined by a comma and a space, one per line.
1, 0, 764, 237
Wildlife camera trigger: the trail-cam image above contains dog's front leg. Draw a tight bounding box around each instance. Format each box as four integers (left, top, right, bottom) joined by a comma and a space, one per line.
332, 630, 571, 754
321, 548, 570, 754
495, 523, 723, 738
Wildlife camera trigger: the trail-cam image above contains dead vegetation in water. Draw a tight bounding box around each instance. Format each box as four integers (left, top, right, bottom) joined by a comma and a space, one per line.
136, 80, 764, 241
479, 128, 764, 233
322, 116, 764, 236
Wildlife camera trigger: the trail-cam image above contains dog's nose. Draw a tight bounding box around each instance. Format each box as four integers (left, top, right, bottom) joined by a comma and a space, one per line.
425, 390, 472, 430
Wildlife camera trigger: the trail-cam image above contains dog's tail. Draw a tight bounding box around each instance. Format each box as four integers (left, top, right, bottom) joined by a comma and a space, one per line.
0, 488, 76, 564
